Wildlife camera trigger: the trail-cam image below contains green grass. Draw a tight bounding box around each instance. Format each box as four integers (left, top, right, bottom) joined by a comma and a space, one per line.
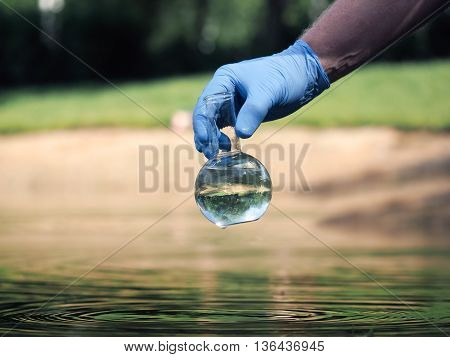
0, 61, 449, 134
295, 61, 450, 130
0, 74, 208, 134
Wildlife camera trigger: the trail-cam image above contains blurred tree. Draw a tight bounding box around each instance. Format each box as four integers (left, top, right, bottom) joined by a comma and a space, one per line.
0, 0, 448, 86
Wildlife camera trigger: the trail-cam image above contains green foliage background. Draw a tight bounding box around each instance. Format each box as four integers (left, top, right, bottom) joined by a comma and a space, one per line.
1, 0, 448, 85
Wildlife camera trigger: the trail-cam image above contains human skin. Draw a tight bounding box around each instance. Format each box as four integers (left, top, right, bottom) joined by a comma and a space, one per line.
301, 0, 449, 82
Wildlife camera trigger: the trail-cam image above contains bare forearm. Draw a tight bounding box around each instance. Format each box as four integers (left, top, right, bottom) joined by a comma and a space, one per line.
302, 0, 449, 82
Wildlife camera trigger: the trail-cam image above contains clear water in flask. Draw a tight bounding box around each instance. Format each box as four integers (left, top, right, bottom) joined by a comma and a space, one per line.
194, 93, 272, 227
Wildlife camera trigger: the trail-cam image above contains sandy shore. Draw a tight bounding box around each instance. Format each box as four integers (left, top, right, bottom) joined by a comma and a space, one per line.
0, 127, 449, 237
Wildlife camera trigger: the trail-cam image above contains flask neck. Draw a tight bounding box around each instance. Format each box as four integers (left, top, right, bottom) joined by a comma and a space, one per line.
230, 130, 241, 152
221, 126, 241, 153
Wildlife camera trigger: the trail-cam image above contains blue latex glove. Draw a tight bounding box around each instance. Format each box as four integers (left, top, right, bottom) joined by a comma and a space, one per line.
193, 40, 330, 159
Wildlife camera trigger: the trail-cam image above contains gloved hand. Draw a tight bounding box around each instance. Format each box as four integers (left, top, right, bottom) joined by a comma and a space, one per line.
193, 40, 330, 159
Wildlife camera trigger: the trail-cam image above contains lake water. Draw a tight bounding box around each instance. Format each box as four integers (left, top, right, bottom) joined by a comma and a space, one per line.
0, 193, 449, 337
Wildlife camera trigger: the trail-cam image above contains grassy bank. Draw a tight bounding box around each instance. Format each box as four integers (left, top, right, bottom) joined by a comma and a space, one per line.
0, 61, 449, 134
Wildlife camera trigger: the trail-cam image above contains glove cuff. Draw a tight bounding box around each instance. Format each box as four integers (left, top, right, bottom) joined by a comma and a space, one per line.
290, 39, 331, 94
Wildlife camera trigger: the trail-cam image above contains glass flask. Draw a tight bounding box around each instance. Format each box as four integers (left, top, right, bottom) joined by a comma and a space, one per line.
195, 93, 272, 228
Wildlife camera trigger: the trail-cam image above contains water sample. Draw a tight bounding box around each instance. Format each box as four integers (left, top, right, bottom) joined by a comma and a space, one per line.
195, 93, 272, 227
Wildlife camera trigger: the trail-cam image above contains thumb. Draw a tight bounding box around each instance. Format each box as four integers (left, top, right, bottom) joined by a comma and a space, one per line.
235, 93, 271, 139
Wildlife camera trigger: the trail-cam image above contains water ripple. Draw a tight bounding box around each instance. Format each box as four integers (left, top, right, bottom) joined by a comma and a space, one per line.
1, 272, 449, 336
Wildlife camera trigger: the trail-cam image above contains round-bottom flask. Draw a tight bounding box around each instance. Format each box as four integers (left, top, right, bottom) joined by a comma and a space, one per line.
194, 93, 272, 227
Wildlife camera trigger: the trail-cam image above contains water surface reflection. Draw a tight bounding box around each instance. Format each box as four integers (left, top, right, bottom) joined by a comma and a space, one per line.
1, 239, 449, 336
